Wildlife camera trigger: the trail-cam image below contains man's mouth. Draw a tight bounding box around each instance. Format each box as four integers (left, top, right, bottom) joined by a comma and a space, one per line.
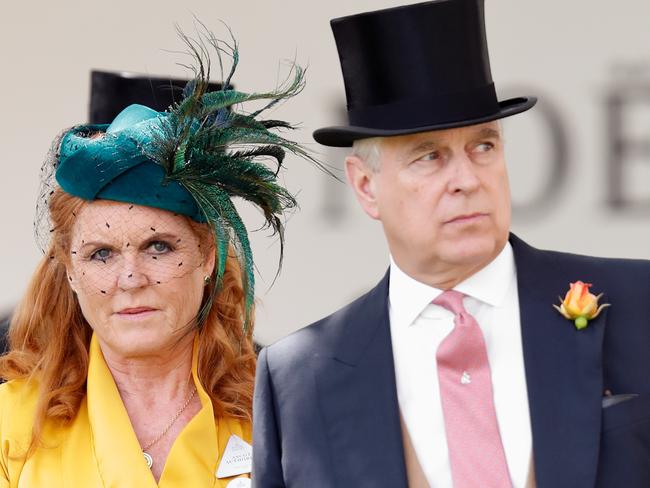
444, 212, 488, 224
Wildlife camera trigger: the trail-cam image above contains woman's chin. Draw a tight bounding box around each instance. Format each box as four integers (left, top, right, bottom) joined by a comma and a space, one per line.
97, 317, 181, 356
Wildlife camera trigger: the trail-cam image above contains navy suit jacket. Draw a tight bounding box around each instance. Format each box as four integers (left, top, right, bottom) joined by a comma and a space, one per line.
253, 235, 650, 487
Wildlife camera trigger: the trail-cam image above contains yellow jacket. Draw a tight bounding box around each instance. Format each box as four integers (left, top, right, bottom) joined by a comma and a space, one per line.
0, 334, 251, 487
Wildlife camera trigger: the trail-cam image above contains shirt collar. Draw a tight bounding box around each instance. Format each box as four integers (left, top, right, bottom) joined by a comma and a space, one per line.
389, 242, 515, 329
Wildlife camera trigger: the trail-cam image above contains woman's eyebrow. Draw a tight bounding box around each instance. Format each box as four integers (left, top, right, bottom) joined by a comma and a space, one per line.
77, 240, 114, 251
138, 232, 182, 247
76, 232, 181, 251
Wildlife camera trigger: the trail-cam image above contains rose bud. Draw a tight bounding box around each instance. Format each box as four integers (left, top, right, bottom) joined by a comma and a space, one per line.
553, 281, 610, 330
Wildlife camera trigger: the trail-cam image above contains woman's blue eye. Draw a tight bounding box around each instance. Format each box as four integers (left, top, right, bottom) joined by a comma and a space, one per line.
149, 241, 171, 253
91, 248, 111, 261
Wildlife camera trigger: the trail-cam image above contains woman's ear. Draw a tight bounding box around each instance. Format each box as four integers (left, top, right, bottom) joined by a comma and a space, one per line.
202, 241, 217, 278
64, 263, 78, 294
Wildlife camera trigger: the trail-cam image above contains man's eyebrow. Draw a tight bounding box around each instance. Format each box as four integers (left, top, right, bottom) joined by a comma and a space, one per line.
474, 127, 501, 140
405, 140, 440, 158
402, 127, 501, 159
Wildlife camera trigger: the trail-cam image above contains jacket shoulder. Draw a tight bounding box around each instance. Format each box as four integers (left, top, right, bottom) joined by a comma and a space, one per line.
0, 378, 39, 466
533, 247, 650, 284
512, 234, 650, 280
0, 378, 38, 415
535, 246, 650, 268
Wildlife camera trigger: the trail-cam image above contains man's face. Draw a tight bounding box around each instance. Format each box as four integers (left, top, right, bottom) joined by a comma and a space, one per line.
346, 121, 511, 283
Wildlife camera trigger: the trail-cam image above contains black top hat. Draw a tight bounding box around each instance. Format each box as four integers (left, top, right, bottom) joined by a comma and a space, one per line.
313, 0, 536, 147
88, 70, 225, 124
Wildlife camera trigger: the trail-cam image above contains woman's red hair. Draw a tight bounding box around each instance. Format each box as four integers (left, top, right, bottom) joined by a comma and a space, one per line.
0, 190, 256, 455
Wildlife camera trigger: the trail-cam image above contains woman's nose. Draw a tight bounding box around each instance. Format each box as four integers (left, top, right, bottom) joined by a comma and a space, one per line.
116, 255, 151, 291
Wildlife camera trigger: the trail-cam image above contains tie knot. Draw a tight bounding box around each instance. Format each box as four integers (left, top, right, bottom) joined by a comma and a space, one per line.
432, 289, 467, 316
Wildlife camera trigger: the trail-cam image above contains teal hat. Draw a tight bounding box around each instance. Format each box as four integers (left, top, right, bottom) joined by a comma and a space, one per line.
56, 104, 205, 222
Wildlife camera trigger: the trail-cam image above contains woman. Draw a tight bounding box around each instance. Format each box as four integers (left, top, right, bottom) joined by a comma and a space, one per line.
0, 31, 313, 487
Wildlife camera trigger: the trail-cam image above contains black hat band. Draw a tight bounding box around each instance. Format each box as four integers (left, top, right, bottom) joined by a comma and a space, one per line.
347, 82, 499, 131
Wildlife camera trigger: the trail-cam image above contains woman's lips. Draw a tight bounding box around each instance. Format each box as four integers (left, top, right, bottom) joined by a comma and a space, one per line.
115, 307, 158, 319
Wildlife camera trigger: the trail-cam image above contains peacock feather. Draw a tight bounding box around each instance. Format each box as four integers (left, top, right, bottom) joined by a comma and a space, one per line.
145, 26, 329, 333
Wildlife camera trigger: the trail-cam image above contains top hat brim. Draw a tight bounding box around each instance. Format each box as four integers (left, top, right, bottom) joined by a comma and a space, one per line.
313, 96, 537, 147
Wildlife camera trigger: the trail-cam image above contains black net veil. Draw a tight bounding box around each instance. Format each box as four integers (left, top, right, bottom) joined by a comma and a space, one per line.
35, 128, 68, 255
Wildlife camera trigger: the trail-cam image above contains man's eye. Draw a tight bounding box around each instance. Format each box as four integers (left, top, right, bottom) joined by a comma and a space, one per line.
420, 151, 440, 161
476, 142, 494, 152
91, 248, 111, 261
148, 241, 171, 254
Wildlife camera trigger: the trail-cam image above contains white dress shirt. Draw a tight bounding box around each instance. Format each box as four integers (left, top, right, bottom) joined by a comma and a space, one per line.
388, 243, 532, 488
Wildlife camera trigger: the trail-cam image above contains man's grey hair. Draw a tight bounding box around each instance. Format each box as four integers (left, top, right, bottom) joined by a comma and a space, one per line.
351, 137, 382, 171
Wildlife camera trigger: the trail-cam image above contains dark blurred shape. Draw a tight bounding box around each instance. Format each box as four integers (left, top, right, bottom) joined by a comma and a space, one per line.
505, 88, 569, 221
606, 77, 650, 211
89, 70, 226, 124
0, 314, 9, 355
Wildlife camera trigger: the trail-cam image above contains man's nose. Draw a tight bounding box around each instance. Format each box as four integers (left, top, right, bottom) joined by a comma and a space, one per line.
446, 154, 481, 194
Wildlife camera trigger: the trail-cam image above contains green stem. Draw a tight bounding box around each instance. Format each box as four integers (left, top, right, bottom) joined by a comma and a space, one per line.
574, 316, 588, 330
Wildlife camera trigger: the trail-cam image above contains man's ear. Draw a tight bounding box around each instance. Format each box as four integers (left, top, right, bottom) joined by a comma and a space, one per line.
345, 155, 380, 220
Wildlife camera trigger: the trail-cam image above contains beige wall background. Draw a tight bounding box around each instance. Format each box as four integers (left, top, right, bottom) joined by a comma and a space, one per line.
1, 0, 649, 345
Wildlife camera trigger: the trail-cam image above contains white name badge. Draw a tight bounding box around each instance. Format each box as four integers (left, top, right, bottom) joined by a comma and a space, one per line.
216, 434, 252, 479
226, 478, 251, 488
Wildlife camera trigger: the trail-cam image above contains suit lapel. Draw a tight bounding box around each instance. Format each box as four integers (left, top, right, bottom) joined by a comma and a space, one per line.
511, 235, 606, 488
315, 272, 409, 488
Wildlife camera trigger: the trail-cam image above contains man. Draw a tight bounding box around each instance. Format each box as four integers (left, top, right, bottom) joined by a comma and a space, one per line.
252, 1, 650, 487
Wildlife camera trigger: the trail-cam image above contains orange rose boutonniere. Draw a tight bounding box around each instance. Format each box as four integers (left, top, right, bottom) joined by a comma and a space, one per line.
553, 281, 610, 330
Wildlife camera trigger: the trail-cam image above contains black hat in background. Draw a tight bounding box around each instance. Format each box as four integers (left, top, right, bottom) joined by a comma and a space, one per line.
313, 0, 536, 147
89, 71, 225, 124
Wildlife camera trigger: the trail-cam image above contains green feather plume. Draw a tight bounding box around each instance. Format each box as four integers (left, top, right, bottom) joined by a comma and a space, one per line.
145, 26, 328, 333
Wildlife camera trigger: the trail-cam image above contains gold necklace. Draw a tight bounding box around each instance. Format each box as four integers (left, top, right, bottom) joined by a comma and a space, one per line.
141, 386, 197, 469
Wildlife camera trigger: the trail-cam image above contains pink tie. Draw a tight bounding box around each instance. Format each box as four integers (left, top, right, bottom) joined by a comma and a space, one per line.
433, 290, 512, 488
